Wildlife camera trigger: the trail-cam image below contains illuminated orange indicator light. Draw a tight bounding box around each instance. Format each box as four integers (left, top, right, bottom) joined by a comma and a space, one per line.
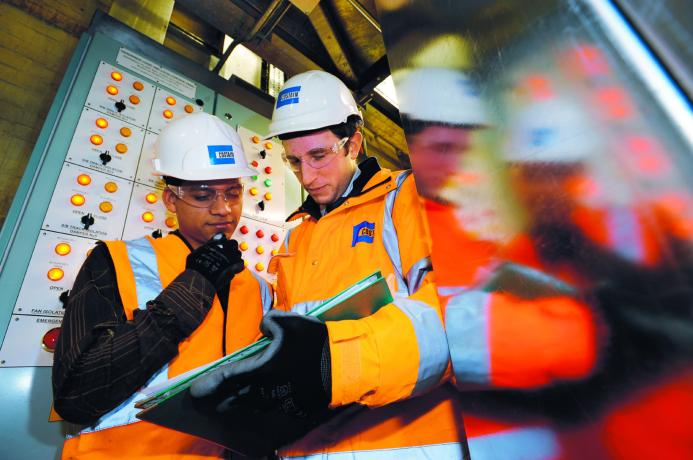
115, 143, 128, 154
54, 243, 71, 256
271, 234, 279, 242
141, 211, 155, 223
99, 201, 113, 213
165, 217, 177, 228
264, 192, 272, 201
95, 118, 109, 129
256, 246, 265, 255
239, 241, 249, 251
145, 192, 158, 204
249, 187, 259, 196
70, 194, 86, 206
184, 104, 194, 113
165, 96, 177, 106
133, 81, 144, 91
104, 181, 118, 193
264, 142, 273, 150
129, 95, 140, 105
163, 109, 174, 119
271, 249, 278, 256
106, 85, 119, 96
77, 174, 92, 186
251, 135, 261, 144
255, 262, 265, 272
90, 134, 104, 145
42, 327, 61, 353
120, 127, 132, 138
47, 267, 65, 282
110, 71, 123, 81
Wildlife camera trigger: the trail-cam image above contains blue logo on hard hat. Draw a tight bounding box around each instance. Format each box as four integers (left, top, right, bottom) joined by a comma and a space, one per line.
352, 221, 375, 247
276, 85, 301, 108
208, 145, 235, 165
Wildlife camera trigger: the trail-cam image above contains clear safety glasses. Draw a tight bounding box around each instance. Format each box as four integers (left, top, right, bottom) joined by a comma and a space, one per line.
282, 137, 349, 172
168, 184, 243, 208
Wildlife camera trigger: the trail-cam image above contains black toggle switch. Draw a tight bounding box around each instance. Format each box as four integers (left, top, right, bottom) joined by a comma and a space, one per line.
99, 151, 112, 165
151, 229, 163, 239
259, 150, 267, 159
81, 213, 95, 230
115, 99, 126, 112
59, 290, 70, 307
258, 201, 265, 211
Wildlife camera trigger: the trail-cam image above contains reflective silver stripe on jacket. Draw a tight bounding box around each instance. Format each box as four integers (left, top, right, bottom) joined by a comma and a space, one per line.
283, 441, 468, 459
607, 207, 645, 263
394, 297, 449, 396
382, 170, 413, 296
406, 255, 432, 294
467, 426, 560, 460
74, 237, 169, 436
250, 271, 273, 314
446, 290, 491, 384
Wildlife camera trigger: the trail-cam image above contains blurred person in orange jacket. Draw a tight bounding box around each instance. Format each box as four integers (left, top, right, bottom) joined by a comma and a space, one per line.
397, 68, 601, 459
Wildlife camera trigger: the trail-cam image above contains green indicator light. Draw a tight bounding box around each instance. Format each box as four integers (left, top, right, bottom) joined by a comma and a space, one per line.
264, 179, 272, 187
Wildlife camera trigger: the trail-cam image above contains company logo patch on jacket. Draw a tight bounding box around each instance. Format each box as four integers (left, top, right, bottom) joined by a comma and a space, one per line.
276, 85, 301, 108
208, 145, 235, 165
352, 221, 375, 247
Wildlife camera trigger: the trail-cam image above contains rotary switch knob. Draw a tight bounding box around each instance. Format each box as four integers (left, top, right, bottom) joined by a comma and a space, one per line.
81, 213, 95, 230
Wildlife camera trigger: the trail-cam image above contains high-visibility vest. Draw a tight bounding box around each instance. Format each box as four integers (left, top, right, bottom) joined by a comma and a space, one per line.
272, 170, 463, 459
61, 234, 271, 460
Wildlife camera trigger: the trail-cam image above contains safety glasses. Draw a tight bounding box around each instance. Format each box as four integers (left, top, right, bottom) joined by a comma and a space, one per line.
282, 137, 349, 172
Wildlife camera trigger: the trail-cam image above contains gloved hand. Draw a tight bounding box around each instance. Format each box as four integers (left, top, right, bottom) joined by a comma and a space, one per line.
190, 310, 333, 448
186, 234, 244, 291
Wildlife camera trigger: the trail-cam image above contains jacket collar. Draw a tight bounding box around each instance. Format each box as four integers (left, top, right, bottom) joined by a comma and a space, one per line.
286, 157, 390, 221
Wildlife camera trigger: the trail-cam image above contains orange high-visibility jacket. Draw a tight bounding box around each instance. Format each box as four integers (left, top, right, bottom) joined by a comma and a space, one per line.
427, 200, 596, 459
272, 169, 461, 459
61, 234, 271, 460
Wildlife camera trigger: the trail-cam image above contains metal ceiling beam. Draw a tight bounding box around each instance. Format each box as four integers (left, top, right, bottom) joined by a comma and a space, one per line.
307, 1, 359, 84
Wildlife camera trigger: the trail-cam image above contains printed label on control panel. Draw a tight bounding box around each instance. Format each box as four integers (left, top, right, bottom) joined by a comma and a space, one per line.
0, 315, 63, 367
117, 47, 197, 98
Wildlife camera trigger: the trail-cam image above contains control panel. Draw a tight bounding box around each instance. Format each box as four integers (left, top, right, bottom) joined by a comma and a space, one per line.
0, 59, 295, 367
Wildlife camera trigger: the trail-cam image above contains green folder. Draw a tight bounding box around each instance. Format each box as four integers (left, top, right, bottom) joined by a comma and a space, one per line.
134, 271, 392, 455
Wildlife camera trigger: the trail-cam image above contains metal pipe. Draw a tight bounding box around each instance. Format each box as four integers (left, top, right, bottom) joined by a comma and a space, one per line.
345, 0, 381, 33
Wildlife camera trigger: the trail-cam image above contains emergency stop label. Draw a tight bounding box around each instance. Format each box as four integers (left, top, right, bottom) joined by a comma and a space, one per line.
352, 221, 375, 246
208, 145, 235, 165
276, 86, 301, 108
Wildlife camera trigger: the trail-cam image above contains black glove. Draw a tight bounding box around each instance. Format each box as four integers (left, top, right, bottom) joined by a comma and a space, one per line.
186, 234, 244, 291
190, 310, 332, 449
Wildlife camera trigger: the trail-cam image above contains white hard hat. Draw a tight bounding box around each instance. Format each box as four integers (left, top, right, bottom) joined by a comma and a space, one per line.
505, 99, 601, 164
394, 67, 489, 126
266, 70, 362, 139
152, 112, 256, 181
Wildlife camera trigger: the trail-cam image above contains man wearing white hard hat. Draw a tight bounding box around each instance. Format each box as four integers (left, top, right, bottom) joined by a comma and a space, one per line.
191, 70, 457, 458
53, 112, 272, 459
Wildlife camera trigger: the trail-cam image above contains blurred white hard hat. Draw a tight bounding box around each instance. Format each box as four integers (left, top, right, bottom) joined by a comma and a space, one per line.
394, 67, 489, 126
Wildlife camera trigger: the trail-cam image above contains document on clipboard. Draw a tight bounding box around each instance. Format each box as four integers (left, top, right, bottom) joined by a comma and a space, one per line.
134, 271, 393, 456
